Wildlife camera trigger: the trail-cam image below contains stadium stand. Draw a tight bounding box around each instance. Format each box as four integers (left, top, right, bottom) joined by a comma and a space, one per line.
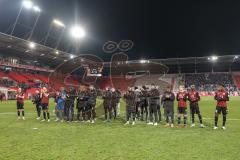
184, 73, 237, 92
232, 73, 240, 89
110, 76, 136, 91
134, 74, 176, 91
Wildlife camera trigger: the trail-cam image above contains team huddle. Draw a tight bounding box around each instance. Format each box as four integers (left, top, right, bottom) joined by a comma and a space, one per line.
15, 84, 229, 130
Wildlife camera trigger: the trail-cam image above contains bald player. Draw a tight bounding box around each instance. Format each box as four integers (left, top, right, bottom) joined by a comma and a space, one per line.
187, 85, 204, 128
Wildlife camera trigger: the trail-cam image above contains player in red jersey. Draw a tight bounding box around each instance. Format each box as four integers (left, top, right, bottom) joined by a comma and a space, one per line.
213, 85, 229, 130
40, 87, 50, 122
187, 85, 204, 128
176, 86, 188, 128
16, 88, 25, 120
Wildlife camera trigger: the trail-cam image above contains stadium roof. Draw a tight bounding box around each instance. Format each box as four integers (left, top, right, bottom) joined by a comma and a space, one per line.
0, 32, 240, 73
0, 32, 69, 68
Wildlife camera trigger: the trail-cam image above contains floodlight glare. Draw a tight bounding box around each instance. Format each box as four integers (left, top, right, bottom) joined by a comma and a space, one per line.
23, 0, 33, 9
53, 19, 65, 27
140, 59, 147, 63
70, 26, 85, 39
33, 6, 41, 12
29, 42, 36, 49
234, 56, 239, 59
70, 55, 74, 59
55, 50, 59, 54
208, 56, 218, 62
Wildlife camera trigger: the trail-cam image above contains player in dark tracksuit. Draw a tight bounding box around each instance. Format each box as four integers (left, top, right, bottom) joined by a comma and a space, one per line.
65, 88, 76, 122
156, 86, 162, 123
124, 87, 137, 125
176, 86, 188, 128
139, 86, 149, 122
87, 86, 97, 123
32, 90, 41, 120
111, 88, 119, 119
161, 86, 175, 128
134, 87, 141, 120
187, 85, 204, 128
102, 88, 112, 122
76, 87, 88, 121
116, 88, 122, 117
214, 85, 229, 130
148, 84, 160, 126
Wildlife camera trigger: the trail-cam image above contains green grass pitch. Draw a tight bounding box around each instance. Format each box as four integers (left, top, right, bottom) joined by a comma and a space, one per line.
0, 96, 239, 160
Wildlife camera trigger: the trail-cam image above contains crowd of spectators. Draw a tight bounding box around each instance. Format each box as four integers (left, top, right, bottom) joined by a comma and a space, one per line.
0, 78, 15, 87
185, 73, 238, 92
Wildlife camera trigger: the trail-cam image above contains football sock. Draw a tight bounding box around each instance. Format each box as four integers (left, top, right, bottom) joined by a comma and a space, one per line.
191, 113, 195, 123
47, 112, 50, 119
178, 117, 181, 124
22, 111, 25, 117
133, 117, 135, 121
166, 116, 169, 123
198, 114, 203, 124
214, 116, 218, 126
184, 116, 187, 125
37, 108, 41, 117
171, 114, 174, 124
17, 111, 20, 116
43, 112, 46, 120
223, 115, 226, 126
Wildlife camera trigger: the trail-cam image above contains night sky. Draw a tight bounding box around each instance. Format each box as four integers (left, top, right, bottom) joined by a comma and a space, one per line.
1, 0, 240, 61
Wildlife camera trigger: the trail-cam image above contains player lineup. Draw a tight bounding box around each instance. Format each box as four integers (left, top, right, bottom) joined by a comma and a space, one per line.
16, 84, 229, 130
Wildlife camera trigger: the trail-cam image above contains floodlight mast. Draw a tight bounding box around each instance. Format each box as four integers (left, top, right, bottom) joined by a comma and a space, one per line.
10, 4, 23, 36
44, 19, 65, 48
28, 10, 41, 40
11, 1, 41, 40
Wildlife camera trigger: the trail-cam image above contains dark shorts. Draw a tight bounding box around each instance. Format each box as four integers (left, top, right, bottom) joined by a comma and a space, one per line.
41, 103, 49, 110
190, 104, 200, 114
17, 102, 24, 110
178, 107, 187, 114
215, 106, 227, 115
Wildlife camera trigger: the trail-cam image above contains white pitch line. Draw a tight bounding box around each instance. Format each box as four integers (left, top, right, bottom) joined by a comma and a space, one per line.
0, 112, 239, 121
203, 117, 240, 121
0, 112, 35, 115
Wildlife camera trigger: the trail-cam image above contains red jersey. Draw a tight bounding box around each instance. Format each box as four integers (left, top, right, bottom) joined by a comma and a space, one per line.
41, 93, 49, 104
16, 93, 24, 104
214, 90, 229, 107
188, 90, 200, 105
177, 91, 187, 108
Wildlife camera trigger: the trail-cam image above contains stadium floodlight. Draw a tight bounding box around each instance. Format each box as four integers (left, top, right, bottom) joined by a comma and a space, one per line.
29, 42, 36, 49
22, 0, 33, 9
140, 59, 147, 63
33, 6, 41, 12
53, 19, 65, 28
70, 26, 86, 39
208, 56, 218, 62
70, 54, 74, 59
55, 50, 59, 54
